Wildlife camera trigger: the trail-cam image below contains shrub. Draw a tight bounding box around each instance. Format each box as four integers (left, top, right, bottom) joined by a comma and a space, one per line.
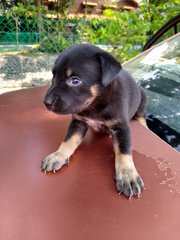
37, 32, 78, 53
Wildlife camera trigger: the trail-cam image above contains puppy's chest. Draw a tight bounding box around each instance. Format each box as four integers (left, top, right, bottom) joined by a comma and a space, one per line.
86, 119, 105, 132
76, 116, 107, 132
74, 114, 110, 132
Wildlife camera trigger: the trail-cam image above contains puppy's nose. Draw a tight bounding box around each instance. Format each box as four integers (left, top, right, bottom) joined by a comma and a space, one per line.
44, 95, 57, 110
44, 97, 53, 110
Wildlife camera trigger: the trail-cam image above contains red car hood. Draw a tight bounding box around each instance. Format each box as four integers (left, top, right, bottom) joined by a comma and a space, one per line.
0, 87, 180, 240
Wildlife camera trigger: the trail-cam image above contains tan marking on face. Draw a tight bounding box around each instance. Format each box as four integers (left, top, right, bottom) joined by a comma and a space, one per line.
136, 117, 148, 129
84, 84, 99, 107
90, 84, 99, 97
58, 133, 82, 159
66, 68, 73, 77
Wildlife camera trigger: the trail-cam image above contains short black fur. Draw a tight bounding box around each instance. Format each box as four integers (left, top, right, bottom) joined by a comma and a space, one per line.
43, 43, 147, 198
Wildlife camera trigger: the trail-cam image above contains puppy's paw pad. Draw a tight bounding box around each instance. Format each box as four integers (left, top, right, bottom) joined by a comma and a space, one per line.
116, 179, 133, 198
115, 175, 144, 198
41, 151, 68, 172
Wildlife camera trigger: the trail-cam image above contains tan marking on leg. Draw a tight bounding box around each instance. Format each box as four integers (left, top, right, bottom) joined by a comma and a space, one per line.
136, 116, 148, 129
41, 133, 83, 172
58, 133, 82, 159
113, 142, 138, 179
115, 154, 137, 177
113, 143, 135, 168
113, 143, 144, 197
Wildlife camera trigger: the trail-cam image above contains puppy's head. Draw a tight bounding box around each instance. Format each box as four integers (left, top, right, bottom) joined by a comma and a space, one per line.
44, 44, 121, 114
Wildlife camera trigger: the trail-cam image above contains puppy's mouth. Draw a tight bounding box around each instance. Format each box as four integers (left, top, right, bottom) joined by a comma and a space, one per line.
44, 94, 96, 115
44, 96, 74, 115
44, 95, 65, 113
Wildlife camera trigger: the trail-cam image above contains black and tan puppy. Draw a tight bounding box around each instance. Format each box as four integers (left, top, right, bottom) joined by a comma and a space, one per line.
42, 44, 147, 198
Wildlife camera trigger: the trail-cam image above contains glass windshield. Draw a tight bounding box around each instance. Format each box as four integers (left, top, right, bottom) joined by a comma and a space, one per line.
123, 33, 180, 133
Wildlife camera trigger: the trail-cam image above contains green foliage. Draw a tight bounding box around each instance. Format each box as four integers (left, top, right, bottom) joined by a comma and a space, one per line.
80, 0, 179, 61
36, 17, 81, 53
5, 3, 49, 19
1, 0, 179, 61
37, 33, 70, 53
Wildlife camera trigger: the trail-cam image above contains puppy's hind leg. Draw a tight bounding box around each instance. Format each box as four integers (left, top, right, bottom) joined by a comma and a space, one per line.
136, 116, 148, 129
41, 119, 88, 173
134, 88, 148, 129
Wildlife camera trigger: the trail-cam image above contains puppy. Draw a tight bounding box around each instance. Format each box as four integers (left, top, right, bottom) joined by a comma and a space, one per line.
42, 44, 147, 199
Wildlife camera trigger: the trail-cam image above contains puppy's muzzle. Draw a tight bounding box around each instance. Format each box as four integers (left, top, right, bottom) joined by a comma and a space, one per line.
44, 94, 59, 111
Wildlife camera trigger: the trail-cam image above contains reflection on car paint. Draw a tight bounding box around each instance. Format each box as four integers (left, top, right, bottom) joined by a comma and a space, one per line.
124, 34, 180, 150
147, 114, 180, 152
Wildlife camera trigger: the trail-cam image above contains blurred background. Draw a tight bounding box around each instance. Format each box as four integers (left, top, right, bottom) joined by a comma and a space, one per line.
0, 0, 179, 93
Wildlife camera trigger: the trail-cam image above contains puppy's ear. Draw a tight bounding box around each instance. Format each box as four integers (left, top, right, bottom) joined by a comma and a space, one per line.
98, 52, 122, 87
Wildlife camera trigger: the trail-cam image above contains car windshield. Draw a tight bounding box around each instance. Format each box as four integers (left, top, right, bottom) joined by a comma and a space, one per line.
123, 33, 180, 134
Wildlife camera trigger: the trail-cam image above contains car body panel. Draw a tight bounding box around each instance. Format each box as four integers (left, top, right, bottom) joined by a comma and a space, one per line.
123, 33, 180, 150
0, 87, 180, 240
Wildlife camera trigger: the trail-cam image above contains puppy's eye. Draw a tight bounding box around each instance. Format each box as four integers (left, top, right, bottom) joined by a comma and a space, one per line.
66, 76, 82, 87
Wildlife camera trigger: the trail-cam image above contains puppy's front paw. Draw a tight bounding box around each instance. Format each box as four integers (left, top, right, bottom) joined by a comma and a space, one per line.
115, 173, 144, 199
115, 158, 144, 198
41, 151, 69, 173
